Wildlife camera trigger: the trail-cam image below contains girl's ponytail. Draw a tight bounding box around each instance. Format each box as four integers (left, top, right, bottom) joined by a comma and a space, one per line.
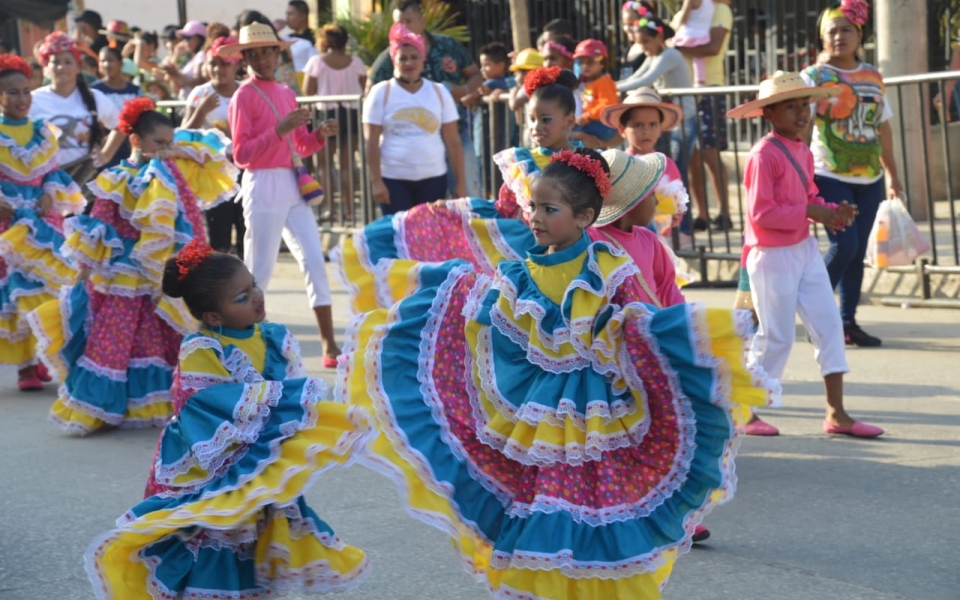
75, 73, 105, 150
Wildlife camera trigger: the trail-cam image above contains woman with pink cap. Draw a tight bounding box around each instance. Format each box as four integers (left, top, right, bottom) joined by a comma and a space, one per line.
362, 23, 464, 216
158, 20, 208, 99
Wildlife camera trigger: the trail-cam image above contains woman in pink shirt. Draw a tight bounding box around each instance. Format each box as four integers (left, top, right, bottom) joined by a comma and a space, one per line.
221, 24, 341, 368
588, 149, 685, 309
728, 71, 882, 438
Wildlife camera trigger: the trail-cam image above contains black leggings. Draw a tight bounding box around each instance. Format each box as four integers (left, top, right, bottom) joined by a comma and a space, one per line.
206, 200, 246, 259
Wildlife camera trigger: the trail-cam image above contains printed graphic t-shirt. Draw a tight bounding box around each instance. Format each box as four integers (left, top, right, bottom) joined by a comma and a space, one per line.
801, 63, 893, 184
29, 85, 120, 166
362, 79, 458, 181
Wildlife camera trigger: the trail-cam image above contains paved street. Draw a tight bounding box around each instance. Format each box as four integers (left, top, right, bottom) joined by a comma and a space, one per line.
1, 257, 957, 600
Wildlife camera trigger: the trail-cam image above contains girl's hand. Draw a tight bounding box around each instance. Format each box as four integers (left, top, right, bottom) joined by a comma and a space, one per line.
807, 204, 846, 233
37, 193, 53, 217
0, 201, 13, 222
317, 118, 339, 138
276, 108, 312, 137
77, 266, 91, 282
888, 177, 904, 200
835, 200, 858, 226
143, 147, 189, 161
196, 92, 220, 115
372, 179, 390, 205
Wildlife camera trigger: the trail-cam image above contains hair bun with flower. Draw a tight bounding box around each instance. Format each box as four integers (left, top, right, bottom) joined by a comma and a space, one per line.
175, 238, 215, 281
118, 97, 157, 136
523, 66, 563, 97
551, 150, 613, 197
38, 31, 81, 68
0, 55, 32, 78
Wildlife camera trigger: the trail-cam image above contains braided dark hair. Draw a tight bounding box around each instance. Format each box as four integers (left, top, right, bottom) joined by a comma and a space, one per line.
75, 75, 105, 150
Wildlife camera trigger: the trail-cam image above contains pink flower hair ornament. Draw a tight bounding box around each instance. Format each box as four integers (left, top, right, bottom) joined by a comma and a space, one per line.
550, 151, 612, 198
38, 32, 81, 68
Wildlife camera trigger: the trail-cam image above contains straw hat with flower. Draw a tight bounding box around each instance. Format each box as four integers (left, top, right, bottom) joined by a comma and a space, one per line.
727, 70, 841, 119
600, 87, 683, 131
595, 149, 667, 226
215, 23, 292, 60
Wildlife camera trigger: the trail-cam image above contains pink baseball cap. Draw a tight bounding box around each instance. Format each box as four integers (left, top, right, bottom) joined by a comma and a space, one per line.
573, 39, 608, 60
177, 21, 206, 38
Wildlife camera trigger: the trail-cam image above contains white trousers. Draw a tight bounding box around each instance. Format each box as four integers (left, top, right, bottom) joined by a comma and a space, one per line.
747, 236, 848, 380
239, 168, 332, 307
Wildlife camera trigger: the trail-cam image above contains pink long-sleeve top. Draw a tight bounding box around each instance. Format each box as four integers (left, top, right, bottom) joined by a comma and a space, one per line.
228, 77, 323, 170
743, 132, 836, 263
588, 225, 685, 308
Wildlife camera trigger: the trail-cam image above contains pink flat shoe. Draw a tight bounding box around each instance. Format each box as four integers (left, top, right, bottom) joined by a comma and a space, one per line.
745, 416, 779, 436
692, 525, 710, 543
18, 369, 43, 392
321, 356, 338, 369
823, 420, 884, 438
35, 362, 52, 383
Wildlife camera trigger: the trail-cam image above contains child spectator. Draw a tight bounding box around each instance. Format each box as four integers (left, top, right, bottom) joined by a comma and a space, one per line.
541, 36, 575, 70
673, 0, 716, 86
507, 48, 542, 145
727, 71, 882, 438
571, 39, 619, 145
462, 42, 516, 195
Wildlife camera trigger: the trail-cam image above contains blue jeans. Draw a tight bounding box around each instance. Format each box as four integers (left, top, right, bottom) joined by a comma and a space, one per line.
447, 121, 482, 198
816, 175, 885, 325
381, 174, 449, 216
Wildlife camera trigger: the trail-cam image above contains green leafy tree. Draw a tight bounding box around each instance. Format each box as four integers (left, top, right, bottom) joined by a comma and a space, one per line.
333, 0, 469, 66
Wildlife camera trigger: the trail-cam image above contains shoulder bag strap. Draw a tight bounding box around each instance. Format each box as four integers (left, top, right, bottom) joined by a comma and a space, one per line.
595, 229, 664, 310
764, 134, 808, 190
248, 81, 302, 168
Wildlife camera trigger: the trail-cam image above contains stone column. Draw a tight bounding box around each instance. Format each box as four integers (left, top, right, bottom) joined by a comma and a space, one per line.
875, 0, 930, 220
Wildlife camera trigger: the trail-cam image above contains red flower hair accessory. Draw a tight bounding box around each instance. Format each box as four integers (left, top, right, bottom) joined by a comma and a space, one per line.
523, 66, 563, 97
118, 97, 157, 136
175, 238, 214, 281
0, 55, 32, 78
838, 0, 869, 27
38, 32, 81, 67
551, 151, 612, 197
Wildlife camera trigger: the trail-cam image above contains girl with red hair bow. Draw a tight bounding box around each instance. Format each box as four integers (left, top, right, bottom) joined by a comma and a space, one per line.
28, 97, 238, 435
0, 55, 84, 390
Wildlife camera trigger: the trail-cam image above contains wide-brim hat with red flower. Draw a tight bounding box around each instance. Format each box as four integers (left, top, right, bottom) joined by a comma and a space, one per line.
726, 70, 841, 119
215, 23, 292, 59
99, 20, 131, 40
595, 150, 667, 226
600, 87, 683, 131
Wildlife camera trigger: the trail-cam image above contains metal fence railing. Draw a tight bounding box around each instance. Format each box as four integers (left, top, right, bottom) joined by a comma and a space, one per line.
159, 76, 960, 306
157, 94, 370, 236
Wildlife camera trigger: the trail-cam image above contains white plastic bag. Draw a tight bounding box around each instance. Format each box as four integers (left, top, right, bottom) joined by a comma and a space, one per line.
865, 196, 931, 268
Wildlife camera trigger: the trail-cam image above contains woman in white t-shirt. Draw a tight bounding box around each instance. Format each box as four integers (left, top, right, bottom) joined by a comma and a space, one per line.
183, 36, 244, 258
303, 24, 367, 218
363, 24, 464, 215
29, 32, 120, 188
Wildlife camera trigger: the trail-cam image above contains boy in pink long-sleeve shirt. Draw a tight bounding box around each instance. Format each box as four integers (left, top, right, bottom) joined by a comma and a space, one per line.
219, 24, 342, 367
729, 71, 882, 438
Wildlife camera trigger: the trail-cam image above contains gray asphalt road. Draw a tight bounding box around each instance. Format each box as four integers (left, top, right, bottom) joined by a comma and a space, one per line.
1, 260, 957, 600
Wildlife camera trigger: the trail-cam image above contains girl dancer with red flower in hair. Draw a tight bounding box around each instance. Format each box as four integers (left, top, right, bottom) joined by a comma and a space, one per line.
0, 55, 83, 391
339, 147, 779, 600
29, 97, 238, 435
88, 239, 374, 599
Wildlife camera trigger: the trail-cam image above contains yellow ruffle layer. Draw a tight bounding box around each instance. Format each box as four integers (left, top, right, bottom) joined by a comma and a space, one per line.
26, 294, 68, 379
0, 128, 58, 180
93, 511, 367, 600
0, 223, 74, 288
48, 395, 174, 436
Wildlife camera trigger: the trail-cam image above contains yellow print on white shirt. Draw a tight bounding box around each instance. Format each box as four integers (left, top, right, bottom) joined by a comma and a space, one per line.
390, 107, 440, 135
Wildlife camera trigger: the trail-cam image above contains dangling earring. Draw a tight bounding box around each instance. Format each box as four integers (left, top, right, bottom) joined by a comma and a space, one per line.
216, 324, 224, 337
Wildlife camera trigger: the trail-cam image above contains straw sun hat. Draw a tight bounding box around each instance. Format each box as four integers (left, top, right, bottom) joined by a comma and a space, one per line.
600, 87, 683, 131
215, 23, 292, 59
727, 70, 841, 119
595, 149, 667, 227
